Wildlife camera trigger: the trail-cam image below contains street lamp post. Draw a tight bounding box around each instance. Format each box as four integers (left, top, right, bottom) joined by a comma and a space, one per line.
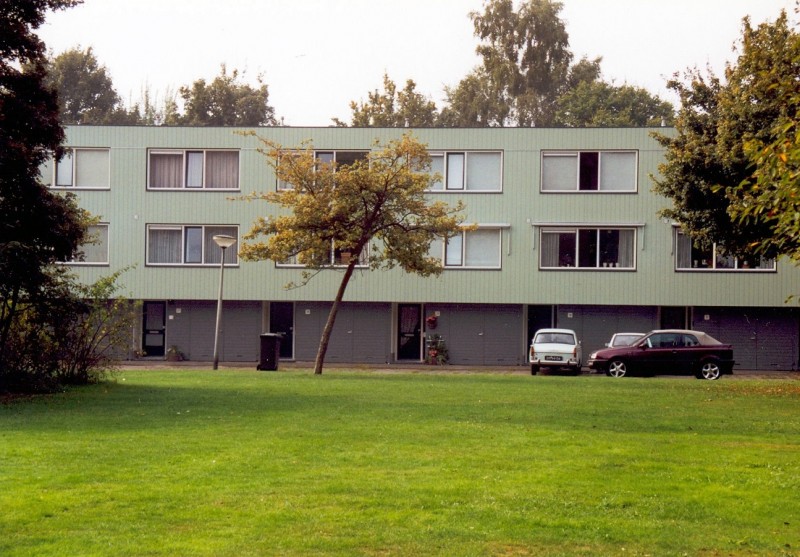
212, 234, 237, 370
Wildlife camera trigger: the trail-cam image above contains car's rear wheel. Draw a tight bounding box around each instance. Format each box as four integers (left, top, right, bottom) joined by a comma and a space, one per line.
607, 360, 628, 378
697, 360, 722, 380
530, 364, 539, 375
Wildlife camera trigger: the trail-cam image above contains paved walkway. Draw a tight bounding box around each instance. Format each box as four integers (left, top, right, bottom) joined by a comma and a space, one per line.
117, 359, 798, 379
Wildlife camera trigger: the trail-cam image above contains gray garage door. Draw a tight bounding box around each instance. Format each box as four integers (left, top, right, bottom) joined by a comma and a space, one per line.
694, 307, 799, 371
426, 304, 523, 365
294, 302, 392, 364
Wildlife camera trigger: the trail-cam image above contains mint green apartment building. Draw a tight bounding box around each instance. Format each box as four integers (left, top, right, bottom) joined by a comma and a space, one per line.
48, 126, 800, 371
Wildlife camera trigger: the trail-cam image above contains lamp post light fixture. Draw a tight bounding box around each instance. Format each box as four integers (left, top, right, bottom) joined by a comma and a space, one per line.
212, 234, 237, 370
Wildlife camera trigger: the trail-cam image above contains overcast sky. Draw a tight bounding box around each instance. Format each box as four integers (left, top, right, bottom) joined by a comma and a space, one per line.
39, 0, 797, 126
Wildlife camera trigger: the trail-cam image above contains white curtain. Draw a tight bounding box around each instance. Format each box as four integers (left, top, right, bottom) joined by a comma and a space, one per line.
81, 225, 108, 263
186, 151, 204, 188
541, 232, 560, 267
600, 152, 636, 191
75, 149, 109, 188
466, 152, 501, 191
542, 154, 577, 191
465, 229, 500, 267
675, 231, 692, 269
617, 229, 635, 268
446, 153, 464, 190
56, 152, 73, 187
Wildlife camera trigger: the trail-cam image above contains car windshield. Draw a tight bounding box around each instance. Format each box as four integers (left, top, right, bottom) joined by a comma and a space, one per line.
535, 333, 575, 345
613, 334, 642, 346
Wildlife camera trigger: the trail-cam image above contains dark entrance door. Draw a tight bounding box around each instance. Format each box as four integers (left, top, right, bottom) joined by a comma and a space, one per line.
270, 302, 294, 359
143, 301, 166, 357
397, 304, 421, 360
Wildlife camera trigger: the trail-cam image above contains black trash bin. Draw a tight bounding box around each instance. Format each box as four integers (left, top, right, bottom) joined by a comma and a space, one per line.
257, 333, 282, 371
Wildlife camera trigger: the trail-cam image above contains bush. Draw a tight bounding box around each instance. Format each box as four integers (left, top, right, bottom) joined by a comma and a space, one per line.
0, 270, 136, 393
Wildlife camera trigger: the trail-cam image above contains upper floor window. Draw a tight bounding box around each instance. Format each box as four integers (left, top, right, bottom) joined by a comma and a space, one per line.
148, 149, 239, 190
62, 224, 109, 265
429, 227, 503, 269
541, 151, 637, 192
675, 230, 775, 271
428, 151, 502, 192
146, 225, 238, 266
540, 227, 636, 269
43, 148, 110, 189
277, 150, 369, 190
276, 243, 369, 268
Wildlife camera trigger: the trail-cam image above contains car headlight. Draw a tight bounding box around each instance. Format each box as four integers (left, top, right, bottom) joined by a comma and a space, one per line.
589, 352, 597, 359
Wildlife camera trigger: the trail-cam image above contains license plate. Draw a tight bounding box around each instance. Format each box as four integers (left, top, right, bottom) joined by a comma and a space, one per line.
544, 355, 563, 361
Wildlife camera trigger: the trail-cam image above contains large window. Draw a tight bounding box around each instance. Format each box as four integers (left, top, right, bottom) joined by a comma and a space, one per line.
43, 148, 110, 189
541, 151, 637, 192
277, 150, 369, 190
428, 228, 503, 269
428, 151, 502, 192
148, 150, 239, 190
675, 230, 775, 271
63, 224, 109, 265
540, 227, 636, 269
146, 225, 238, 265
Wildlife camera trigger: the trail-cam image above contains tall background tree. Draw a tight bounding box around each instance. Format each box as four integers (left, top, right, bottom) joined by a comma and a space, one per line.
652, 10, 799, 260
439, 0, 579, 127
555, 81, 675, 127
339, 0, 673, 128
45, 46, 125, 124
239, 134, 467, 374
333, 73, 439, 127
176, 65, 277, 126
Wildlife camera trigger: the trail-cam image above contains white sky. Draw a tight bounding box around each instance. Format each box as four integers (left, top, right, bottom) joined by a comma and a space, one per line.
39, 0, 797, 126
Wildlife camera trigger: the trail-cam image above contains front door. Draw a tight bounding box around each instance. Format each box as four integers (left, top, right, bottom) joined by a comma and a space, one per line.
270, 302, 294, 359
397, 304, 422, 360
143, 301, 166, 357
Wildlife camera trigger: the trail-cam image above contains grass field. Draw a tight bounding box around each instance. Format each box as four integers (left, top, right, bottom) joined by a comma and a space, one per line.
2, 369, 799, 556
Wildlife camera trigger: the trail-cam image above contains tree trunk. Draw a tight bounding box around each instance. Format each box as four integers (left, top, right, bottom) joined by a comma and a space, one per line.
313, 260, 358, 375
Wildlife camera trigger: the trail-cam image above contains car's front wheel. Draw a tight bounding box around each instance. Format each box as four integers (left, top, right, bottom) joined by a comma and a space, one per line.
697, 360, 722, 380
607, 360, 628, 378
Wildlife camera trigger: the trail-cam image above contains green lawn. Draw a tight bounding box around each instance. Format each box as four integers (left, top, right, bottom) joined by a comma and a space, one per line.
2, 369, 799, 556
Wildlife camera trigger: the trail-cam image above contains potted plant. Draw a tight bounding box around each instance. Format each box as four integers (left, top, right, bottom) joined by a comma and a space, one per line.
425, 314, 438, 330
425, 334, 449, 365
166, 345, 185, 361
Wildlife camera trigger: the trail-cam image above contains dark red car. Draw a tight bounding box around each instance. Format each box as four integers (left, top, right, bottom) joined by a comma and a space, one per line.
587, 329, 734, 380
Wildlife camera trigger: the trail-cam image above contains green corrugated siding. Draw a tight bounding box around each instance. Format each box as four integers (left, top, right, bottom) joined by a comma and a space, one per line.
63, 126, 800, 308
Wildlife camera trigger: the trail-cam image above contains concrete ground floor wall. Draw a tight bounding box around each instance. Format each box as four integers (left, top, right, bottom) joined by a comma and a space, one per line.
131, 300, 800, 372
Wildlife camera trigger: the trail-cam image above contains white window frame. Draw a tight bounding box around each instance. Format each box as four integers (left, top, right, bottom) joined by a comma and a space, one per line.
44, 148, 111, 189
674, 229, 775, 272
538, 226, 638, 270
427, 151, 503, 192
146, 224, 239, 266
148, 149, 240, 190
430, 226, 505, 269
62, 223, 110, 265
541, 150, 638, 193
